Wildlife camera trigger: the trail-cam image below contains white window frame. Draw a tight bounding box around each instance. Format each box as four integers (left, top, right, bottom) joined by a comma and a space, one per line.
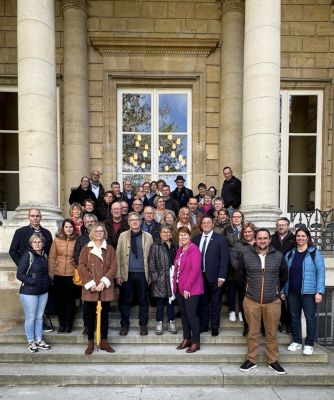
280, 90, 323, 213
117, 88, 192, 188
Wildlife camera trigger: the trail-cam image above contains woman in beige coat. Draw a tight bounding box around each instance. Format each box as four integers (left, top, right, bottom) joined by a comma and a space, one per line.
78, 222, 118, 355
48, 219, 78, 333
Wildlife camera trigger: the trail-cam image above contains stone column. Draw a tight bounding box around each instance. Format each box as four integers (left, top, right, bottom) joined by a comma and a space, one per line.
241, 0, 281, 226
62, 0, 90, 207
219, 0, 245, 182
16, 0, 61, 220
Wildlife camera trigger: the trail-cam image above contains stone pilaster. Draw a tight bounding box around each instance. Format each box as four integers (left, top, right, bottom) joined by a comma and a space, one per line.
16, 0, 61, 221
62, 0, 90, 207
241, 0, 281, 227
219, 0, 245, 183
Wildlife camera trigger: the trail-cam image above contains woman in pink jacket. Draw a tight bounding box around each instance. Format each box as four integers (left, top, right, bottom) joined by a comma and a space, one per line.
174, 226, 204, 353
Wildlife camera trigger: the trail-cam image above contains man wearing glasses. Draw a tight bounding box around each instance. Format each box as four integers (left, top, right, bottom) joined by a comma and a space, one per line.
9, 208, 53, 267
116, 212, 153, 336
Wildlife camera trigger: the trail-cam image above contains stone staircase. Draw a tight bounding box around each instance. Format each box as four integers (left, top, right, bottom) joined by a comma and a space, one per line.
0, 305, 333, 387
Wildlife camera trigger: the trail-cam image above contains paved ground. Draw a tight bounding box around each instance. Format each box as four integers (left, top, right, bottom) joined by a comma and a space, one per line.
0, 386, 333, 400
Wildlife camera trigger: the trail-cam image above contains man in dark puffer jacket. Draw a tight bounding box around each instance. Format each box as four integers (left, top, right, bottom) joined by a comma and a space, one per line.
236, 228, 288, 375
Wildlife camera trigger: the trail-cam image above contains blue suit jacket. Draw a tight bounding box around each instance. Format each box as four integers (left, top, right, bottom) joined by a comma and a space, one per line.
193, 231, 229, 283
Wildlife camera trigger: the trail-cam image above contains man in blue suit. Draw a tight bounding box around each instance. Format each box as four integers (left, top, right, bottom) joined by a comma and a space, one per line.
193, 216, 229, 336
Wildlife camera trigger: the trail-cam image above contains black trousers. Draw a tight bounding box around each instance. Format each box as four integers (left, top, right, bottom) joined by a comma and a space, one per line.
176, 291, 201, 344
199, 274, 222, 330
53, 275, 76, 329
85, 301, 110, 341
119, 272, 149, 328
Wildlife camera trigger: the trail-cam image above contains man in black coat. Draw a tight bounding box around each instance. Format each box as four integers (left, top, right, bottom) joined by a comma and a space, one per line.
220, 167, 241, 213
9, 208, 52, 267
170, 175, 193, 208
271, 217, 295, 333
193, 216, 229, 336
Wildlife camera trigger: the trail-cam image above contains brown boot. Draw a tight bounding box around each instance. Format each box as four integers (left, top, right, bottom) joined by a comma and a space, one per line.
100, 339, 115, 353
85, 340, 94, 355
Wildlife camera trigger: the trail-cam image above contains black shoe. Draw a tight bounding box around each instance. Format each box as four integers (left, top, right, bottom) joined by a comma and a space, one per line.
65, 327, 72, 333
200, 327, 209, 333
120, 326, 129, 336
174, 311, 181, 318
58, 326, 65, 333
286, 325, 292, 334
280, 323, 287, 333
42, 322, 54, 333
140, 325, 148, 336
211, 328, 219, 336
82, 327, 88, 335
269, 361, 286, 375
240, 360, 257, 372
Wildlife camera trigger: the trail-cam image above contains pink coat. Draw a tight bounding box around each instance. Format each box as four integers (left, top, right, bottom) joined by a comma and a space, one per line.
173, 242, 204, 296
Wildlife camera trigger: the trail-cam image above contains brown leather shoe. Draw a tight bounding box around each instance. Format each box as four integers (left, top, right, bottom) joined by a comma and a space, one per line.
85, 340, 94, 355
100, 339, 115, 353
186, 343, 200, 353
176, 339, 192, 350
140, 325, 148, 336
119, 326, 129, 336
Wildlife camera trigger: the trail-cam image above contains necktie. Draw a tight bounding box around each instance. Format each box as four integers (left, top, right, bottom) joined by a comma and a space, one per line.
202, 235, 208, 272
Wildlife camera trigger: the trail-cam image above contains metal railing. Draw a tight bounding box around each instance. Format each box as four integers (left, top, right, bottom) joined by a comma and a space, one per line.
0, 202, 7, 220
316, 287, 334, 346
290, 209, 334, 252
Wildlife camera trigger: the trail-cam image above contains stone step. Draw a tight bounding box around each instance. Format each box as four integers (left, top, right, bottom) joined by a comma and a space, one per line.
0, 327, 292, 345
0, 361, 333, 386
0, 343, 327, 364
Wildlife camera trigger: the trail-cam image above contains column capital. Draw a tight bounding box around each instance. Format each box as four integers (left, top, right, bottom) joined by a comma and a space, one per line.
62, 0, 88, 14
221, 0, 245, 16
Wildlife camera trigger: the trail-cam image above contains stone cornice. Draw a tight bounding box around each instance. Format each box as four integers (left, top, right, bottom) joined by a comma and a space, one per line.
221, 0, 245, 15
62, 0, 88, 14
90, 37, 220, 57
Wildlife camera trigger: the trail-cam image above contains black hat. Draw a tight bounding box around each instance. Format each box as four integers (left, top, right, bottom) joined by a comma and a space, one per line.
175, 175, 185, 182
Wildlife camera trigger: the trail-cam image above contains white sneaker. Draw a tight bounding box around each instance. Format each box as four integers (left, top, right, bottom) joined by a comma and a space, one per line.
303, 345, 314, 355
238, 312, 243, 322
155, 321, 163, 335
229, 311, 236, 322
168, 320, 177, 334
288, 342, 302, 352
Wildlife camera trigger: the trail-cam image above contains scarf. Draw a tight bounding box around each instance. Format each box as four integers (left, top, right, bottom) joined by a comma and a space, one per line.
130, 230, 142, 259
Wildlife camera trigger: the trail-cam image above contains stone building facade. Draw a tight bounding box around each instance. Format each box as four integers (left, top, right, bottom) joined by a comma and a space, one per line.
0, 0, 333, 323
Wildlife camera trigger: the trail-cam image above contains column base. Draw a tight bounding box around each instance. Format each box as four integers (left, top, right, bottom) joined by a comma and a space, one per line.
241, 205, 282, 229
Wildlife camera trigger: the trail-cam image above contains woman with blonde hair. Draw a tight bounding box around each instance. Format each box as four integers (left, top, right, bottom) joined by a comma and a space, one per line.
78, 222, 118, 354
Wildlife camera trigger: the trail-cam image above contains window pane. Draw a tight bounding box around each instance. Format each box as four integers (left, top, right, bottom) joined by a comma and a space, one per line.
159, 134, 187, 173
288, 175, 315, 211
122, 174, 151, 188
122, 93, 151, 132
0, 173, 19, 210
288, 136, 316, 173
159, 94, 187, 133
123, 134, 151, 173
0, 92, 18, 131
0, 132, 19, 170
158, 174, 189, 191
289, 95, 317, 133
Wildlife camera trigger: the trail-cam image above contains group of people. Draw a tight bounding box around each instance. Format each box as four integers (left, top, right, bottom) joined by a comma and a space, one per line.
9, 167, 326, 376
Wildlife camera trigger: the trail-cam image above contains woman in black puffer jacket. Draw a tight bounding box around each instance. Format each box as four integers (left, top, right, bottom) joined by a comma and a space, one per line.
148, 224, 177, 335
17, 233, 52, 353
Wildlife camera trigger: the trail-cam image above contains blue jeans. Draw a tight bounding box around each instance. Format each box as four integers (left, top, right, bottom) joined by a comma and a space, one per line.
20, 293, 48, 343
288, 291, 317, 346
156, 298, 174, 322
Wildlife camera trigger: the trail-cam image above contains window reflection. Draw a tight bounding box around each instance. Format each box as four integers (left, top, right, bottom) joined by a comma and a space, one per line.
159, 134, 187, 173
122, 134, 151, 173
288, 136, 316, 174
122, 94, 151, 132
159, 94, 187, 133
288, 175, 315, 211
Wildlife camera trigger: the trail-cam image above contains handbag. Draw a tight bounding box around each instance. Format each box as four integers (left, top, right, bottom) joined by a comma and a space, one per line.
73, 267, 83, 286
